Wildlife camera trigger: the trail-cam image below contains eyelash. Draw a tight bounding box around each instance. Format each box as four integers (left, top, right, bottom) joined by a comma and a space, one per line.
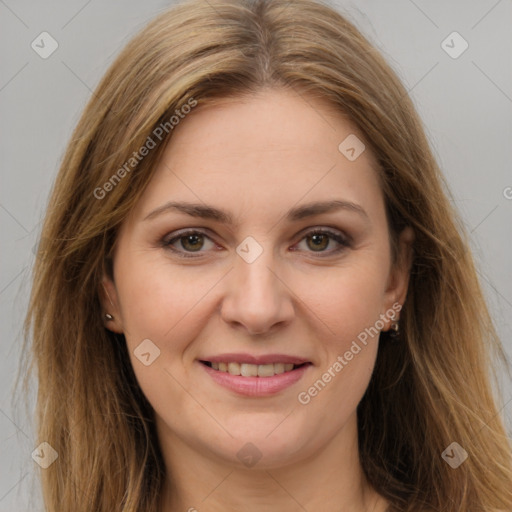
161, 228, 351, 259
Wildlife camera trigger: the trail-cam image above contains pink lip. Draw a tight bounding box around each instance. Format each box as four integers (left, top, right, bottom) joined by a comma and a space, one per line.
201, 353, 310, 365
199, 361, 311, 397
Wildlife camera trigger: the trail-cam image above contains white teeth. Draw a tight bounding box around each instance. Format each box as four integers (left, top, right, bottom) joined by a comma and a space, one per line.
274, 363, 285, 374
258, 364, 275, 377
240, 363, 258, 377
228, 362, 241, 375
209, 361, 302, 377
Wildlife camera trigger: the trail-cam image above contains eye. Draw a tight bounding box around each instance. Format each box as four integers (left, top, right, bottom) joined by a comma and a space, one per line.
162, 230, 216, 257
293, 228, 351, 256
162, 228, 351, 259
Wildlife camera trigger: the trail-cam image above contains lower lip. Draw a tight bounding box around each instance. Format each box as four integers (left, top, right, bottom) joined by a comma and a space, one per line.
200, 362, 311, 397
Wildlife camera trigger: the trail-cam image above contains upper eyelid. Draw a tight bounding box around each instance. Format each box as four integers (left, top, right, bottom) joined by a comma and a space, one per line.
163, 226, 350, 251
164, 225, 348, 240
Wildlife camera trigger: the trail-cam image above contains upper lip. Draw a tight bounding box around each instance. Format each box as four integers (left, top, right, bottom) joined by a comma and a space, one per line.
200, 353, 311, 365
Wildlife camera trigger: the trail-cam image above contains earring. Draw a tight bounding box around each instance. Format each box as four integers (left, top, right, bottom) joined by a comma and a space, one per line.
389, 317, 400, 340
105, 313, 114, 321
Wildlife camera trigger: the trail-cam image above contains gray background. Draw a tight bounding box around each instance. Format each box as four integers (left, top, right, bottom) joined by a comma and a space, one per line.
1, 0, 511, 509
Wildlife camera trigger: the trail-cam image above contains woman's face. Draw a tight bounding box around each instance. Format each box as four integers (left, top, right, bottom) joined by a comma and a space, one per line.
102, 88, 412, 469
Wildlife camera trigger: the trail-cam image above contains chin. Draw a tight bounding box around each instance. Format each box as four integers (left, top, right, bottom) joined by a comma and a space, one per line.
204, 419, 316, 470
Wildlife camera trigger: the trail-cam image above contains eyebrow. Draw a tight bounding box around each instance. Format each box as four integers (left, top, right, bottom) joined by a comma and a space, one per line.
143, 199, 370, 224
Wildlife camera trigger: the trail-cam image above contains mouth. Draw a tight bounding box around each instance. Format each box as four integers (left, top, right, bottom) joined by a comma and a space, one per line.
200, 360, 310, 378
198, 357, 312, 397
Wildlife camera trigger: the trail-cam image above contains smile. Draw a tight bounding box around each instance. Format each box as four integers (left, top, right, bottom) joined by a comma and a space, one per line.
200, 361, 306, 377
198, 358, 312, 397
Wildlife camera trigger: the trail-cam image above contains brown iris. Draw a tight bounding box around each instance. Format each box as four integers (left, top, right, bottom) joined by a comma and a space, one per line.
180, 233, 204, 252
306, 233, 329, 251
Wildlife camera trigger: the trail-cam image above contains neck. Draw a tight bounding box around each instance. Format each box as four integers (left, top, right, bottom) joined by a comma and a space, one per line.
157, 412, 388, 512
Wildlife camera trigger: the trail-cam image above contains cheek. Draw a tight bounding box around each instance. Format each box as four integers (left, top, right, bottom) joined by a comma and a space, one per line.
291, 261, 387, 414
113, 256, 209, 410
294, 257, 389, 348
114, 251, 205, 343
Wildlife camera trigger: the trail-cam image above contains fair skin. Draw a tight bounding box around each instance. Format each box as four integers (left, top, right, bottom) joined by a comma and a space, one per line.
101, 88, 413, 512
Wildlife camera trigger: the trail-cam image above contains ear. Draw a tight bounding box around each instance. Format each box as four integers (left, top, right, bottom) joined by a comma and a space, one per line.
99, 274, 124, 334
381, 226, 414, 330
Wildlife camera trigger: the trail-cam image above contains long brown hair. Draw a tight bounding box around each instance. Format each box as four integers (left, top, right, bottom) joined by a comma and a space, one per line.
23, 0, 512, 510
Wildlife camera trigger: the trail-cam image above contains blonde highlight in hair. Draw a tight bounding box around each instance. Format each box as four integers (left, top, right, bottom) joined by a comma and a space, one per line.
23, 0, 512, 510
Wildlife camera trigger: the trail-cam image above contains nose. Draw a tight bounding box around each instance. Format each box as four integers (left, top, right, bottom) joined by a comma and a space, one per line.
220, 246, 295, 336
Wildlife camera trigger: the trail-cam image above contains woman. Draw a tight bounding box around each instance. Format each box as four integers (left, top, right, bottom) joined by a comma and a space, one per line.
24, 0, 512, 510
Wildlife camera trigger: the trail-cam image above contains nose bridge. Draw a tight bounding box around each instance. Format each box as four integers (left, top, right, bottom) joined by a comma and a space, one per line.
221, 236, 294, 334
237, 249, 277, 298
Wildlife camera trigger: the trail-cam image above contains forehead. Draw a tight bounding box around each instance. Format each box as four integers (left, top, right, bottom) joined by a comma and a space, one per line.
131, 88, 384, 224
